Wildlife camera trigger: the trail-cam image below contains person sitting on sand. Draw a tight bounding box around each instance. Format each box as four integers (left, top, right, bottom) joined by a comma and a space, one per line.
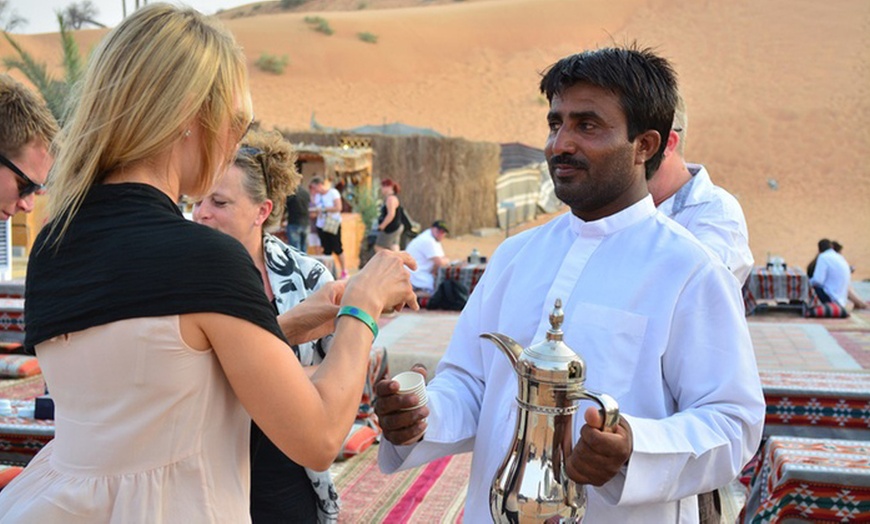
810, 238, 854, 308
405, 220, 451, 294
832, 241, 867, 309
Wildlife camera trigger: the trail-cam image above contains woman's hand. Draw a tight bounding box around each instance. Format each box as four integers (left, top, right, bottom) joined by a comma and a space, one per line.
343, 251, 418, 316
277, 280, 345, 344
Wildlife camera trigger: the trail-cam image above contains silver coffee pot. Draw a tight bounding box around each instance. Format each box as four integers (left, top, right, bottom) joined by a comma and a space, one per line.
482, 299, 619, 523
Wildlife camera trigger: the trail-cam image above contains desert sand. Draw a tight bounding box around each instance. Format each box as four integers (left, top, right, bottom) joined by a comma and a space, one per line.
2, 0, 868, 277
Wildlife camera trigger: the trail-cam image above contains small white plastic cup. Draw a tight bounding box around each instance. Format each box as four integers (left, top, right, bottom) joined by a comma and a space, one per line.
393, 371, 427, 410
394, 371, 425, 393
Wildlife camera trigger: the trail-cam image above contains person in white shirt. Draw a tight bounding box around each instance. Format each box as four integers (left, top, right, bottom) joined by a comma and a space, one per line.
647, 95, 753, 284
832, 241, 867, 309
404, 220, 451, 294
374, 46, 764, 524
810, 238, 852, 307
310, 176, 347, 278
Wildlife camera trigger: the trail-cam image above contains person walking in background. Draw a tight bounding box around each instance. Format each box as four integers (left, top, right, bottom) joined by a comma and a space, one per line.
0, 74, 57, 217
374, 178, 404, 252
375, 46, 763, 523
647, 94, 753, 285
0, 5, 418, 521
405, 220, 451, 294
284, 182, 310, 253
306, 180, 323, 255
311, 176, 348, 279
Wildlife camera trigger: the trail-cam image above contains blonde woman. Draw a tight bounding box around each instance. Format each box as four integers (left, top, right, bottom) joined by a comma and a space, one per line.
0, 4, 417, 522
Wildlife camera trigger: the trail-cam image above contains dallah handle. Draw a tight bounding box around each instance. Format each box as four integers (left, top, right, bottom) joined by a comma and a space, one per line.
569, 389, 620, 431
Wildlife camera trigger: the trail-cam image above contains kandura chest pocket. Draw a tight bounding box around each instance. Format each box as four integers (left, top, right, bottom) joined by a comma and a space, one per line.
565, 302, 649, 401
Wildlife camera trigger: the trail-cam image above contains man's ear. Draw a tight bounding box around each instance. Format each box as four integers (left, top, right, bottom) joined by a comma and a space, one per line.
664, 130, 680, 157
634, 130, 662, 166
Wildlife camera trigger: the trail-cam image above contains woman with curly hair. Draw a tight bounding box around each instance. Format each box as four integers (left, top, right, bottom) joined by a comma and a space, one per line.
194, 130, 388, 522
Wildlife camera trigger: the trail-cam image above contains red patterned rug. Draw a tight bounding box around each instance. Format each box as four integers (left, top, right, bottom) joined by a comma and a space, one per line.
0, 374, 45, 400
334, 444, 471, 523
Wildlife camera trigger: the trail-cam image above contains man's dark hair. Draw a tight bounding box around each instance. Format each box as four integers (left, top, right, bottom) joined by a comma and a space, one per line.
818, 238, 832, 252
539, 45, 678, 178
832, 241, 842, 253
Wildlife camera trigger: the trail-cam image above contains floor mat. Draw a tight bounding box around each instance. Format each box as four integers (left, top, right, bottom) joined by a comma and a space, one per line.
829, 330, 870, 369
333, 444, 470, 523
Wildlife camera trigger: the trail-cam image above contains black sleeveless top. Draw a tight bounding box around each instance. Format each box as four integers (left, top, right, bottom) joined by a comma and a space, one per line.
379, 203, 403, 233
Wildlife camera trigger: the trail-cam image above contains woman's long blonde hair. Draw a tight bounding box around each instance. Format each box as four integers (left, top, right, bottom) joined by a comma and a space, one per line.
49, 3, 252, 239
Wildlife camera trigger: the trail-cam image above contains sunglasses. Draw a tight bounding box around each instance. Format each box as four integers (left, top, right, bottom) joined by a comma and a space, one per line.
233, 112, 255, 142
238, 146, 271, 196
0, 153, 45, 198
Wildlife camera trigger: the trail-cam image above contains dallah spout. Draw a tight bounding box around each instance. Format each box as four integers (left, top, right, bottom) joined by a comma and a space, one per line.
481, 332, 523, 367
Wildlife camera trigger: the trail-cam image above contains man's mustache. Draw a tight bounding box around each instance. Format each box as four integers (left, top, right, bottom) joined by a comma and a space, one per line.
548, 154, 589, 171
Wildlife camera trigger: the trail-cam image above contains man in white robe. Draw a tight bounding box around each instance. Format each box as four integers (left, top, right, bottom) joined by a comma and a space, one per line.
375, 47, 765, 524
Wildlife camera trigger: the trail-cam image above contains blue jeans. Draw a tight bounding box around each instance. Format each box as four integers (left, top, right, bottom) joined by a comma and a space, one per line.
285, 224, 308, 253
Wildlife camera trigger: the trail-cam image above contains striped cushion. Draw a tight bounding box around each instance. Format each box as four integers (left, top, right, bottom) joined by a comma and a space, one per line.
803, 303, 849, 318
337, 423, 378, 461
415, 292, 432, 309
0, 343, 24, 354
0, 355, 41, 378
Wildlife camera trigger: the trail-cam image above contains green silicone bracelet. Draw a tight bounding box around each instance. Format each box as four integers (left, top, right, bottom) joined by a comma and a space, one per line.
336, 306, 379, 341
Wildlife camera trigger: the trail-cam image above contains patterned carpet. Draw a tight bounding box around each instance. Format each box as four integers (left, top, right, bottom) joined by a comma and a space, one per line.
829, 330, 870, 369
333, 444, 471, 523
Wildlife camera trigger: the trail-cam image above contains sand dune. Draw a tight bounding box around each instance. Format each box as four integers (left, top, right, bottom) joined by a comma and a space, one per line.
2, 0, 868, 277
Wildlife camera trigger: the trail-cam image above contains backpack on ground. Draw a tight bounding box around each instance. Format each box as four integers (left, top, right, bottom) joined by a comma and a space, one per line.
427, 279, 469, 311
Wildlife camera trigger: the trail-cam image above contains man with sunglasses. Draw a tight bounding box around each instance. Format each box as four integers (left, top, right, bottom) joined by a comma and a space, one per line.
0, 74, 57, 219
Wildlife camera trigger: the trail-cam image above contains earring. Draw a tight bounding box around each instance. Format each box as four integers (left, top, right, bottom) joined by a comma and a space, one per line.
183, 130, 191, 138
